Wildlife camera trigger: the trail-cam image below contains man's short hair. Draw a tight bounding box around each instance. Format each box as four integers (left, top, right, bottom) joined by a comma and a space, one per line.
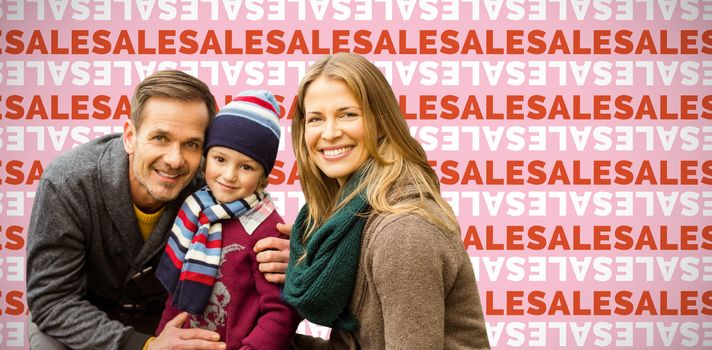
130, 70, 217, 130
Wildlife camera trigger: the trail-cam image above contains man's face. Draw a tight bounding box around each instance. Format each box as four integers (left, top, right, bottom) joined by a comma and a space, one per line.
123, 97, 209, 211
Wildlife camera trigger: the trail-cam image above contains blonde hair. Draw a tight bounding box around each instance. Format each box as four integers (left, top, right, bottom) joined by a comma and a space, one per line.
291, 53, 458, 239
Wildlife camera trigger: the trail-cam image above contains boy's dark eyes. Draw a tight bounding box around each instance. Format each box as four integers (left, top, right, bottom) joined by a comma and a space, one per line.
210, 156, 256, 171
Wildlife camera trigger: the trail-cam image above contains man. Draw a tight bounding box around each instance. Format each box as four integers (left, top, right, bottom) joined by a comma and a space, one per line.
26, 70, 289, 350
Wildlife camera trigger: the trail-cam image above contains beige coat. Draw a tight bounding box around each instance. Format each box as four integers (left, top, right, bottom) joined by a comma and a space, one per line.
292, 197, 490, 349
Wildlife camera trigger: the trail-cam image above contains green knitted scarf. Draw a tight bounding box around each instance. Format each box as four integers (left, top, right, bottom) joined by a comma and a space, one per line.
283, 173, 369, 331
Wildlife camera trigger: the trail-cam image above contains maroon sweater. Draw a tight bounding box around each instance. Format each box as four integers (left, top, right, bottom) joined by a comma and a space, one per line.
157, 209, 300, 349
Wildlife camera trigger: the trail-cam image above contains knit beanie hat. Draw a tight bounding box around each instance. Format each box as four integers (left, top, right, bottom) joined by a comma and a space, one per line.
205, 90, 281, 174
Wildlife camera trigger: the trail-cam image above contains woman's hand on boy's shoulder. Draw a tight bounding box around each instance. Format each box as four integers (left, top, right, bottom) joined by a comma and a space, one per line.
254, 223, 292, 283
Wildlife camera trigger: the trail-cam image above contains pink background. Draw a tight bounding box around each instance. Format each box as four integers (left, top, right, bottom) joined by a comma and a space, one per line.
1, 1, 710, 348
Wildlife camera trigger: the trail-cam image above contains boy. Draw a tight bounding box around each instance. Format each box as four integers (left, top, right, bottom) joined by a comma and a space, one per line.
155, 90, 299, 349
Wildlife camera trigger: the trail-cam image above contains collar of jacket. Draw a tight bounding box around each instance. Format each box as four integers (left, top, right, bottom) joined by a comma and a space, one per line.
96, 136, 202, 270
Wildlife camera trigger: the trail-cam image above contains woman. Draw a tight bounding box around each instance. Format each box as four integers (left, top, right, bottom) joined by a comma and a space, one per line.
284, 53, 490, 349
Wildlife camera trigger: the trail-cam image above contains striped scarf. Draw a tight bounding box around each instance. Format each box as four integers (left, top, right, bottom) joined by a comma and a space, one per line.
156, 186, 261, 314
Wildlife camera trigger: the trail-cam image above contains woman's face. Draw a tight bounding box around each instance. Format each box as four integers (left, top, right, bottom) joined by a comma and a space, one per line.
303, 77, 370, 186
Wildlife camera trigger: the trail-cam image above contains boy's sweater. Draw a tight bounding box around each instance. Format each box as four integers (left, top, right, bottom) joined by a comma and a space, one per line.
157, 202, 300, 349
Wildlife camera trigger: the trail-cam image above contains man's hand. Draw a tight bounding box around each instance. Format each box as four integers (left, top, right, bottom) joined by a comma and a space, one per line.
254, 223, 292, 283
147, 312, 225, 350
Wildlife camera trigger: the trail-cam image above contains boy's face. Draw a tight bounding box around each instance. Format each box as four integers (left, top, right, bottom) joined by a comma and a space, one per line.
205, 146, 264, 203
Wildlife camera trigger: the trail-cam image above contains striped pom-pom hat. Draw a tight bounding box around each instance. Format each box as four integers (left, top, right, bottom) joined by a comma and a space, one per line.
205, 90, 281, 174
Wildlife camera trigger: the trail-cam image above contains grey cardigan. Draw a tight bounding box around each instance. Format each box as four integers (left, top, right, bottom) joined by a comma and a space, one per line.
26, 134, 201, 350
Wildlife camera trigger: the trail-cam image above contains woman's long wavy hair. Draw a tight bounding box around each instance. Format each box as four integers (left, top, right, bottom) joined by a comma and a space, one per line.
292, 53, 459, 239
